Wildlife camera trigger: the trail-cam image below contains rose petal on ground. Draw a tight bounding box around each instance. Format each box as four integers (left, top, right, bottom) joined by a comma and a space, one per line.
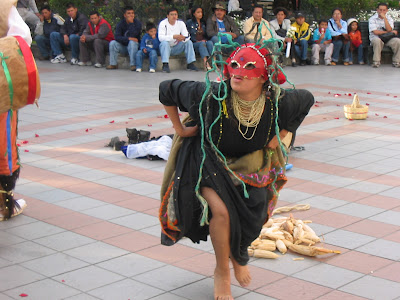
109, 120, 115, 123
24, 150, 29, 152
348, 93, 352, 96
85, 129, 89, 132
394, 96, 398, 98
375, 113, 379, 116
314, 105, 319, 107
334, 117, 339, 119
383, 116, 388, 118
17, 144, 21, 147
129, 117, 133, 119
336, 104, 340, 106
164, 114, 169, 118
35, 134, 39, 137
19, 294, 28, 297
328, 92, 331, 94
148, 124, 152, 127
367, 92, 371, 94
22, 140, 28, 144
366, 103, 370, 106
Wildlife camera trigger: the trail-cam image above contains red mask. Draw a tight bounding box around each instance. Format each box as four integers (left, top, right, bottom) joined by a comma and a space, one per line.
224, 44, 286, 84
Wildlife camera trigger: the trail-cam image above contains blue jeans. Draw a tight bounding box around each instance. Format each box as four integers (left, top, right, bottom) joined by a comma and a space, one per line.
193, 40, 213, 58
35, 35, 51, 58
109, 40, 139, 66
294, 39, 309, 60
159, 40, 196, 64
50, 32, 80, 59
210, 35, 245, 46
349, 44, 364, 63
332, 39, 350, 62
136, 49, 158, 69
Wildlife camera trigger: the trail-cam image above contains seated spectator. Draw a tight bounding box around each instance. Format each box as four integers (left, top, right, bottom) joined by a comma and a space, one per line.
158, 7, 198, 73
269, 7, 292, 62
368, 2, 400, 68
186, 6, 213, 71
107, 6, 141, 71
243, 5, 272, 43
17, 0, 40, 30
50, 2, 88, 64
34, 5, 63, 60
347, 18, 364, 65
328, 8, 350, 65
311, 19, 333, 65
79, 11, 114, 68
136, 22, 160, 73
206, 2, 244, 46
291, 12, 311, 66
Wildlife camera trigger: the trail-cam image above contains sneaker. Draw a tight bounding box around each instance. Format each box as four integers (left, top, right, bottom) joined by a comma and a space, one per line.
325, 60, 331, 66
106, 65, 118, 70
149, 68, 155, 73
78, 61, 92, 66
393, 62, 400, 68
187, 62, 198, 71
162, 63, 170, 73
348, 61, 353, 65
331, 61, 337, 66
70, 58, 79, 65
94, 63, 103, 68
343, 62, 350, 66
312, 60, 319, 65
130, 66, 136, 71
136, 68, 142, 72
359, 61, 365, 65
0, 199, 27, 221
291, 62, 297, 67
51, 54, 67, 64
372, 61, 380, 68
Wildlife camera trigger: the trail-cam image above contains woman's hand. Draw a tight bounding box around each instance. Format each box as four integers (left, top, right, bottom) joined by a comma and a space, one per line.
267, 129, 289, 149
175, 125, 199, 137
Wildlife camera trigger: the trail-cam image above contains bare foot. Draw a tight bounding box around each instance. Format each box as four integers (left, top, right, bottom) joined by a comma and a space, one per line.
231, 258, 251, 287
214, 268, 234, 300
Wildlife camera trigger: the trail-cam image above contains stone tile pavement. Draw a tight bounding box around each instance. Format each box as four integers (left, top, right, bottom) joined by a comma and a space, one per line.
0, 62, 399, 300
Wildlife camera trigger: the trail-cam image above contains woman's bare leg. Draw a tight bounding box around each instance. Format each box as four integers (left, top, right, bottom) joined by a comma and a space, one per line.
201, 187, 233, 300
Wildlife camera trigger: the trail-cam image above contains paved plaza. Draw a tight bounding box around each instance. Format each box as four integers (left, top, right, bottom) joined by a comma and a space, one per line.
0, 62, 400, 300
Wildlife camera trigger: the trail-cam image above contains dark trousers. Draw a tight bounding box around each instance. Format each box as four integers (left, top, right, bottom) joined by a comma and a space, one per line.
79, 39, 109, 64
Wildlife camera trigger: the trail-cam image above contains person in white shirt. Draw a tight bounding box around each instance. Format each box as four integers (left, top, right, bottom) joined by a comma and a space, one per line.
158, 7, 198, 73
368, 2, 400, 68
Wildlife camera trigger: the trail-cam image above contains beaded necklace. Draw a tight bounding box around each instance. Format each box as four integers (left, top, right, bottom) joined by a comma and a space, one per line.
217, 95, 274, 148
232, 91, 266, 140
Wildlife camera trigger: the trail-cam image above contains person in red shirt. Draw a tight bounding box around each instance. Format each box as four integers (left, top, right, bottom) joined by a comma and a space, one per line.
79, 11, 114, 68
347, 18, 364, 64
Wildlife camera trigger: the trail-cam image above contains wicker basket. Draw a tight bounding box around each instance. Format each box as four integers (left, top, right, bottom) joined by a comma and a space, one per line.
343, 94, 368, 120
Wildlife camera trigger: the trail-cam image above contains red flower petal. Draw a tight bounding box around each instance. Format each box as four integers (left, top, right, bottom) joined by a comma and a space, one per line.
85, 129, 89, 132
128, 117, 133, 119
334, 117, 339, 119
109, 120, 115, 123
394, 96, 398, 98
24, 150, 29, 152
349, 119, 353, 121
314, 105, 319, 107
328, 92, 331, 94
179, 113, 182, 116
386, 94, 390, 96
336, 104, 340, 107
35, 134, 39, 137
383, 116, 388, 118
148, 124, 152, 127
367, 92, 371, 94
62, 280, 65, 282
17, 144, 21, 147
164, 114, 169, 118
22, 140, 29, 144
366, 103, 370, 106
19, 294, 28, 297
348, 93, 352, 96
375, 113, 379, 116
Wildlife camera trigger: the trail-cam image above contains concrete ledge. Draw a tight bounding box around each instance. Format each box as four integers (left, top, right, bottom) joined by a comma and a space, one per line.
31, 44, 206, 71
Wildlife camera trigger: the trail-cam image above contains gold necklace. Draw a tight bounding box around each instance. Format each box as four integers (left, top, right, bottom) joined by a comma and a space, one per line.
232, 91, 265, 140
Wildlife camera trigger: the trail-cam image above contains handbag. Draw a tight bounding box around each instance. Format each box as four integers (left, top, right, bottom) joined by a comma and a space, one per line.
275, 28, 287, 38
379, 32, 396, 43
